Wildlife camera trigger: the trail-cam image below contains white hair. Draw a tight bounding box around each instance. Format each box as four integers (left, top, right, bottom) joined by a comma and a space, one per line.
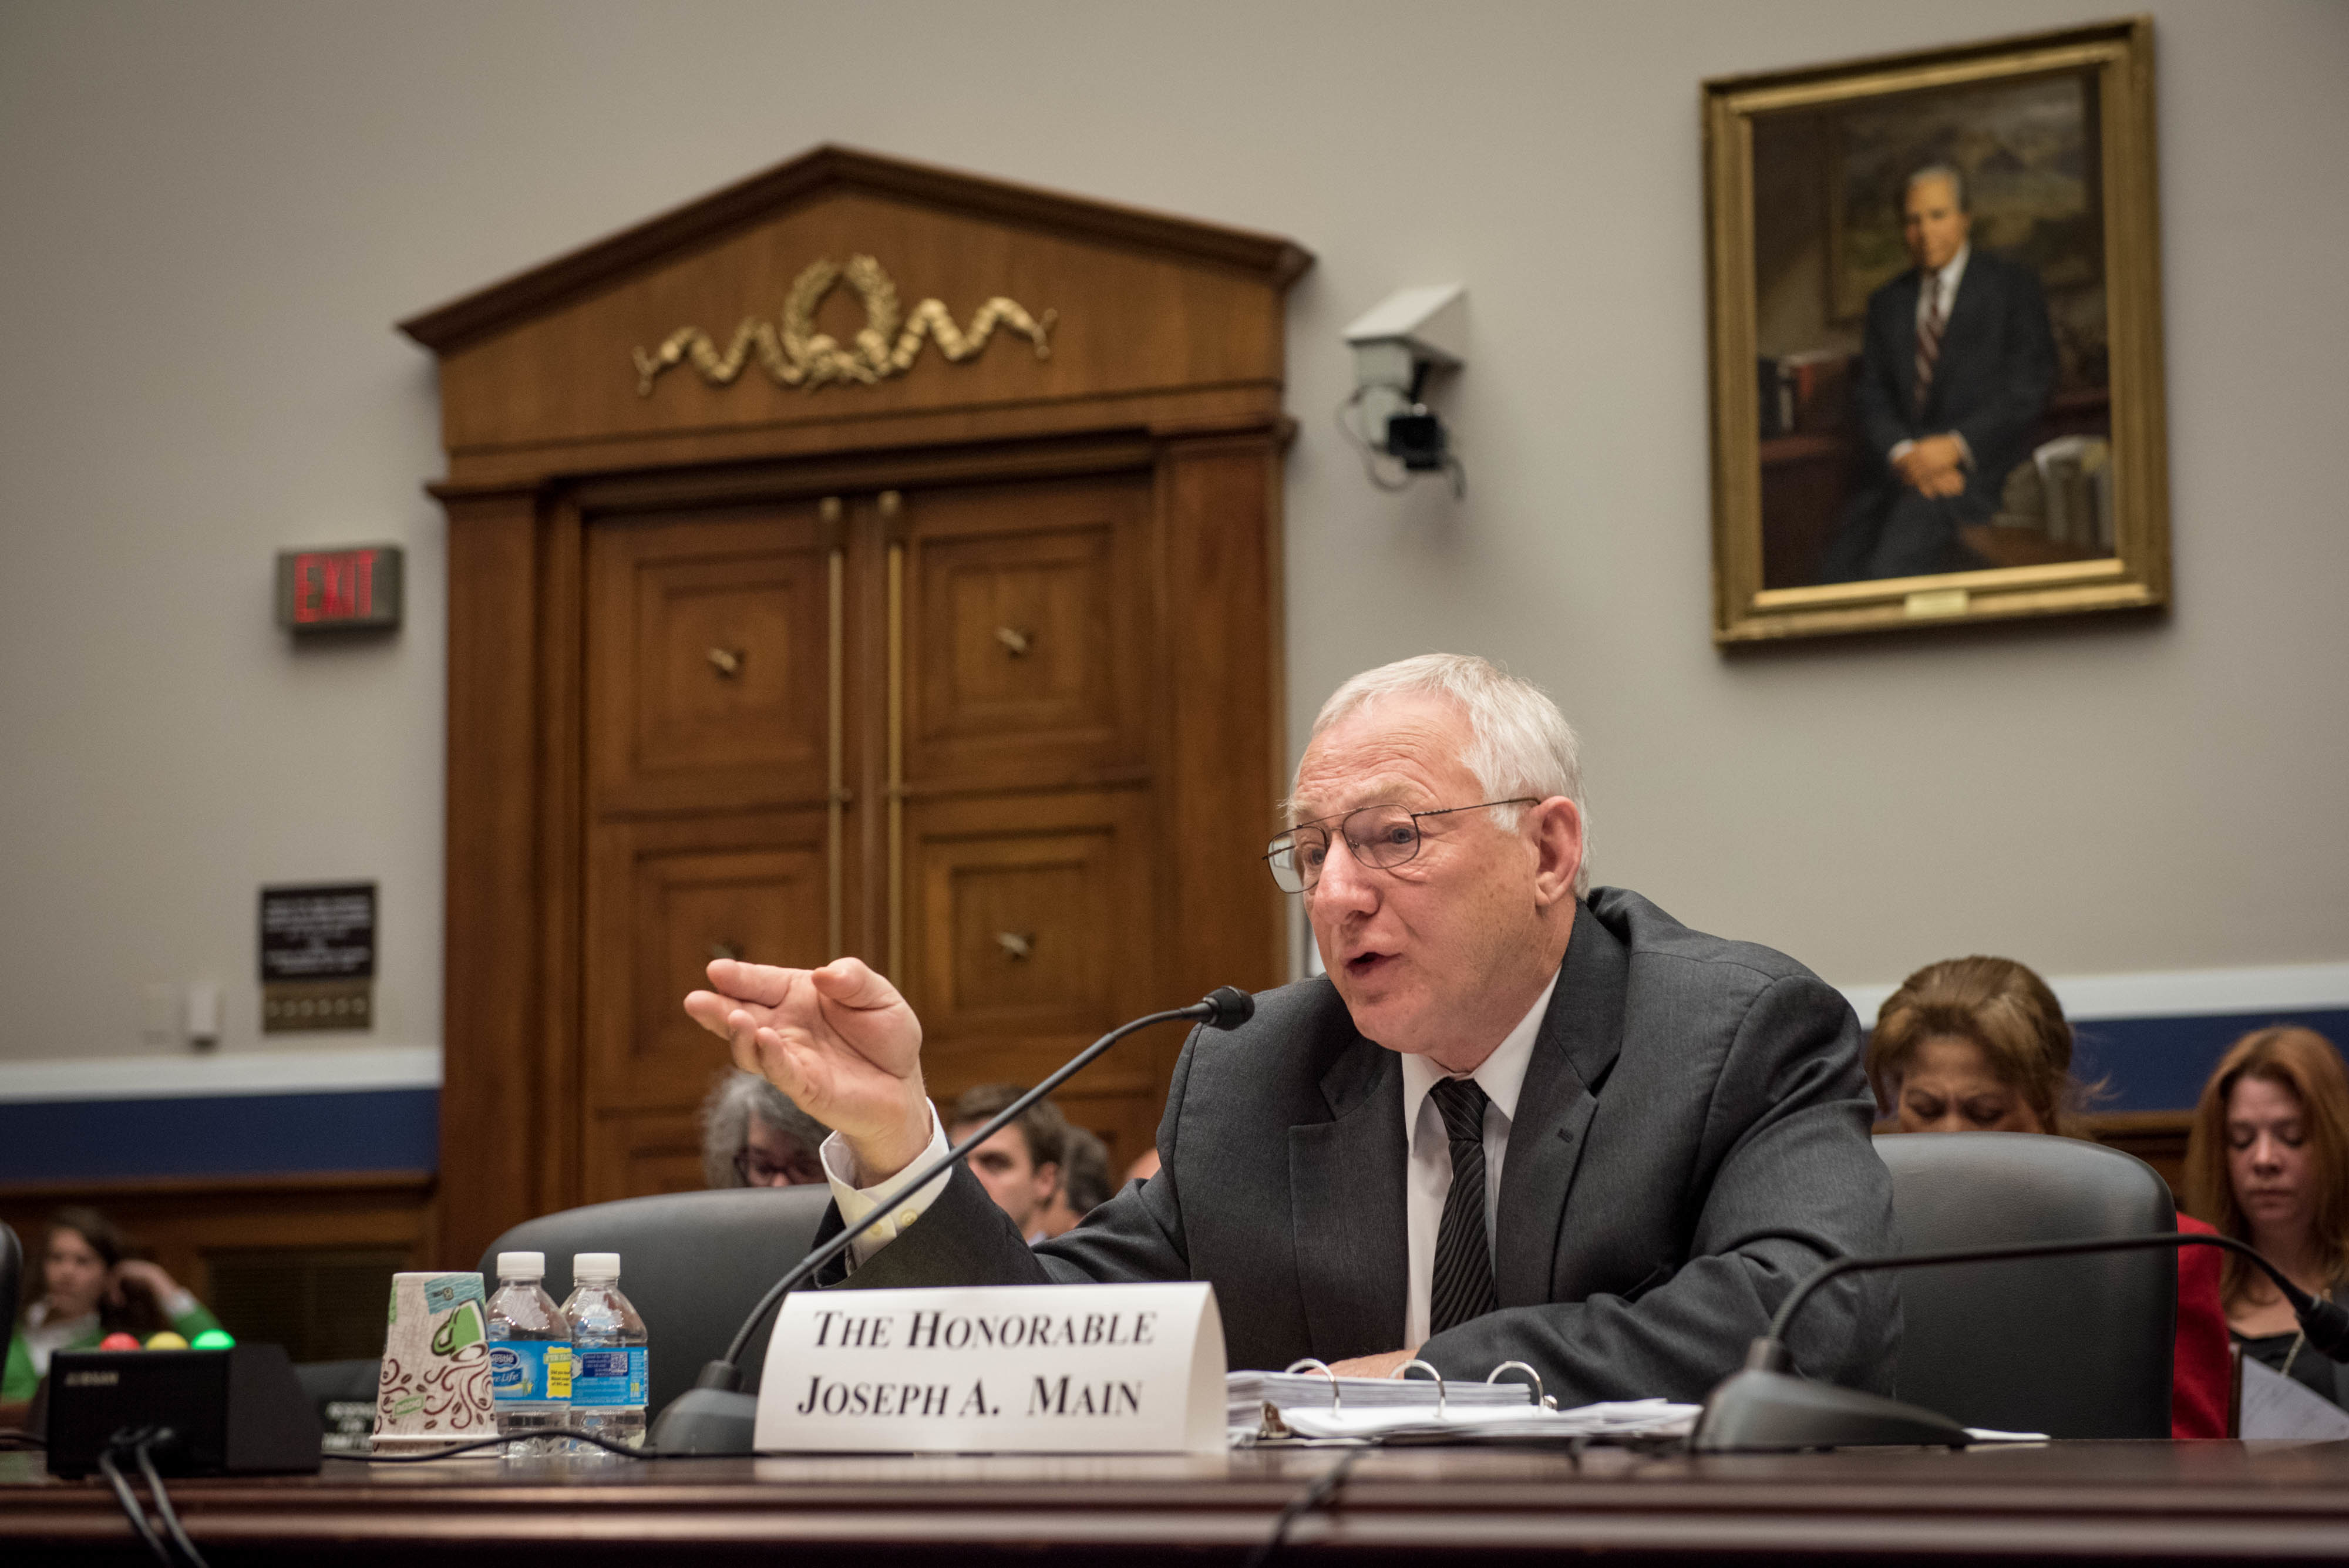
1300, 653, 1590, 897
1905, 163, 1968, 213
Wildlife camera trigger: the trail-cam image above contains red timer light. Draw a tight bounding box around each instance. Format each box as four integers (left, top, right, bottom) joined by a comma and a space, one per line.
275, 544, 403, 633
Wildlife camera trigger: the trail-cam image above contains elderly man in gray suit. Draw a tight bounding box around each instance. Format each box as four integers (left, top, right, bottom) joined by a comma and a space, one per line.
686, 654, 1898, 1404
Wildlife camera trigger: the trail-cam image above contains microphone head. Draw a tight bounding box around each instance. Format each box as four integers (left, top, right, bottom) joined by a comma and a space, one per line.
2300, 1295, 2349, 1361
1197, 986, 1254, 1030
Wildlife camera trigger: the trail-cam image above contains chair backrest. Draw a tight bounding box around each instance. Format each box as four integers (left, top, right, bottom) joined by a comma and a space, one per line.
1874, 1132, 2175, 1439
480, 1184, 832, 1422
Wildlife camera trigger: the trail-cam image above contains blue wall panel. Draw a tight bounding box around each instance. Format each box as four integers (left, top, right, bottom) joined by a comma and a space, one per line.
0, 1089, 437, 1182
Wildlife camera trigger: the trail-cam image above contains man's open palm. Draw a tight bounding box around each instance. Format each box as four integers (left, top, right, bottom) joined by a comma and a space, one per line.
684, 957, 933, 1181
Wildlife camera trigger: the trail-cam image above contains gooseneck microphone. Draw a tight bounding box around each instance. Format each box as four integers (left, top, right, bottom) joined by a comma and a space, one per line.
1695, 1229, 2346, 1452
651, 986, 1254, 1453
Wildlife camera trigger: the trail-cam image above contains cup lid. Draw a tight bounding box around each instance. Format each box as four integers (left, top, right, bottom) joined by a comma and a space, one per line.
496, 1251, 545, 1278
573, 1251, 621, 1280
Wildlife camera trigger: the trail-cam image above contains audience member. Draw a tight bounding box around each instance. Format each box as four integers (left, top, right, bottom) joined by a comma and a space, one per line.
1866, 957, 2230, 1438
4, 1207, 224, 1403
2186, 1026, 2349, 1410
945, 1084, 1069, 1243
1034, 1126, 1112, 1239
701, 1070, 827, 1188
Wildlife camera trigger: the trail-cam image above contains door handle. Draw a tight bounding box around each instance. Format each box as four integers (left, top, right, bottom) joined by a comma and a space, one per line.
709, 940, 744, 963
994, 626, 1031, 658
706, 646, 743, 677
995, 932, 1034, 961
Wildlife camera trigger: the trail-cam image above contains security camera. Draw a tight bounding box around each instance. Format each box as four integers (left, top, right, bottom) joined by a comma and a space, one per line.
1341, 285, 1466, 493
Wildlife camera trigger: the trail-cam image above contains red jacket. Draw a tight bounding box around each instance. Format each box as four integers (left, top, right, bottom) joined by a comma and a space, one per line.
2173, 1213, 2230, 1438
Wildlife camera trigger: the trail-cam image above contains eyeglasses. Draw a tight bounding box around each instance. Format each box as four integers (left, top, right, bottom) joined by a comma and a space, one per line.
1263, 799, 1537, 894
734, 1149, 820, 1187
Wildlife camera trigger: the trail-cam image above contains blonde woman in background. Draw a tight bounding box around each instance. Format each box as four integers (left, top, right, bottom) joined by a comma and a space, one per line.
2186, 1027, 2349, 1411
1866, 956, 2230, 1438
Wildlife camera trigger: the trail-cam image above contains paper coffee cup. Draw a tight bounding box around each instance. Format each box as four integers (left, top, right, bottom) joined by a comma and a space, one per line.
372, 1271, 499, 1454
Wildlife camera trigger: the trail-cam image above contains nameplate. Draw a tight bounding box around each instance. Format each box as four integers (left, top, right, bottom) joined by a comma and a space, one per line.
754, 1281, 1225, 1453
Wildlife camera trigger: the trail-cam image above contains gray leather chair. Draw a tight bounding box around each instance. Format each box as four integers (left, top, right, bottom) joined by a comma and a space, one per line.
1875, 1132, 2176, 1439
480, 1185, 832, 1423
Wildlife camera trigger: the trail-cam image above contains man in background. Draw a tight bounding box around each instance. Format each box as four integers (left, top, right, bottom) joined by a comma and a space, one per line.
1035, 1125, 1113, 1239
946, 1084, 1069, 1243
1818, 163, 2057, 582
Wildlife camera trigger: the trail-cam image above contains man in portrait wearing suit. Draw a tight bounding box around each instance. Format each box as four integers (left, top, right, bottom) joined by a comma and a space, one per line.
1816, 163, 2058, 583
686, 654, 1899, 1405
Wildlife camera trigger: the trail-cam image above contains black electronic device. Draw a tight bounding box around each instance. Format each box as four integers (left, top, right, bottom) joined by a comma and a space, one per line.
1694, 1229, 2349, 1451
1384, 411, 1450, 472
44, 1345, 323, 1478
649, 985, 1256, 1455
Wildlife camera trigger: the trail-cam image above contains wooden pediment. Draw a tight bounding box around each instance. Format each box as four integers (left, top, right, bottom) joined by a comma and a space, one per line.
399, 145, 1313, 486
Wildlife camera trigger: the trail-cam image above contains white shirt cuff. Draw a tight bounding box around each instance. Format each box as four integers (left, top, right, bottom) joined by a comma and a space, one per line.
1889, 439, 1916, 462
820, 1105, 953, 1270
163, 1287, 199, 1320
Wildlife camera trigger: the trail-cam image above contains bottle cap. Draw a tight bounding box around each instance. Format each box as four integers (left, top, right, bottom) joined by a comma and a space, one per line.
573, 1251, 621, 1281
496, 1251, 546, 1280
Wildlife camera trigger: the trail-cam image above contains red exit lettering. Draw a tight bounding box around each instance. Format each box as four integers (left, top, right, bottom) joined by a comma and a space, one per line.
293, 550, 377, 624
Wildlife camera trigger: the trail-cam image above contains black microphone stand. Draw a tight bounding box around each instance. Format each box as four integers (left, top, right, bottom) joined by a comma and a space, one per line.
649, 986, 1254, 1454
1694, 1229, 2349, 1451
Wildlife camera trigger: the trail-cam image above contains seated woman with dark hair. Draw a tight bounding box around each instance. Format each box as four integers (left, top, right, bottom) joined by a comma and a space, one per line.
5, 1206, 225, 1404
2185, 1026, 2349, 1410
700, 1070, 829, 1188
1864, 956, 2230, 1439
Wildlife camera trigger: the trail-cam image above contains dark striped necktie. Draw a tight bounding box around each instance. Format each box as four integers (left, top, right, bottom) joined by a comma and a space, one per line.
1913, 268, 1945, 416
1428, 1076, 1498, 1335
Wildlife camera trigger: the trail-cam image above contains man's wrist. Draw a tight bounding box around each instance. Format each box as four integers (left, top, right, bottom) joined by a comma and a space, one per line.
849, 1101, 938, 1186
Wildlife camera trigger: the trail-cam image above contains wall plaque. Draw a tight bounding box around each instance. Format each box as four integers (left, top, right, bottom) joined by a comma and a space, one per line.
260, 882, 376, 1032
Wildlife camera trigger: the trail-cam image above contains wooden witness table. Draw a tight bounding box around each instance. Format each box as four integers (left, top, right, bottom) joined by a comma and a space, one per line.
8, 1441, 2349, 1564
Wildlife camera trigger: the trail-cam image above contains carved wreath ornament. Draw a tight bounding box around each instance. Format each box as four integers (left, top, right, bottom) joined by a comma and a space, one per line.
632, 254, 1056, 396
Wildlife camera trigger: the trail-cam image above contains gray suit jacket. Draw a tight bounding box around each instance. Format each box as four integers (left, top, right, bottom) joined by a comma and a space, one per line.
817, 889, 1900, 1404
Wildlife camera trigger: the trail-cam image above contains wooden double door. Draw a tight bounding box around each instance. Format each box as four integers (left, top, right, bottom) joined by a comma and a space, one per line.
579, 471, 1165, 1199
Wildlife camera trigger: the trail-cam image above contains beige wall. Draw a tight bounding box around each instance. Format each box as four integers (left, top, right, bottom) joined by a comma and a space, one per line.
2, 0, 2344, 1066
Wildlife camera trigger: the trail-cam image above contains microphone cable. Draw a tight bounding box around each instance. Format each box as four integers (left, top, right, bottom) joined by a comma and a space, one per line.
96, 1426, 210, 1568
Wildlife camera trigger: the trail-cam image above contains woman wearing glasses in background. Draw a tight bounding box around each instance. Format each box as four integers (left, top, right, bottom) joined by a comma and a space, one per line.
2186, 1027, 2349, 1411
1865, 957, 2231, 1439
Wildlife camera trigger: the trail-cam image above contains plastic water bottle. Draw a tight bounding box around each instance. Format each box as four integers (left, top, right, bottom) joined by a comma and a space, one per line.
563, 1252, 648, 1455
485, 1251, 573, 1458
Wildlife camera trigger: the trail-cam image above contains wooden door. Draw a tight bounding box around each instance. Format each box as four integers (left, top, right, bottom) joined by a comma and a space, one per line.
888, 473, 1162, 1170
581, 502, 856, 1199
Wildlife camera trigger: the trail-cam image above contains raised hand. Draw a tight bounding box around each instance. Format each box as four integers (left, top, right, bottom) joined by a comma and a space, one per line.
685, 957, 934, 1184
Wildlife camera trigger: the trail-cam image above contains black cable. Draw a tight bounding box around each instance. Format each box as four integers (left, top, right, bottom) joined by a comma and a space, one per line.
135, 1438, 210, 1568
1242, 1447, 1361, 1568
324, 1430, 755, 1463
0, 1426, 45, 1448
97, 1446, 175, 1568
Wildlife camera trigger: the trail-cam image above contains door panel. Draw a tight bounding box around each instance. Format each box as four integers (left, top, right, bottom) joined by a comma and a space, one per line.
902, 789, 1159, 1136
583, 810, 832, 1143
901, 475, 1150, 789
588, 508, 836, 815
582, 1108, 709, 1206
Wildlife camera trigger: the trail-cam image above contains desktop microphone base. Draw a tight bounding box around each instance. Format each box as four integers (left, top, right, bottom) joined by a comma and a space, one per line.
1693, 1367, 1971, 1452
648, 1388, 759, 1455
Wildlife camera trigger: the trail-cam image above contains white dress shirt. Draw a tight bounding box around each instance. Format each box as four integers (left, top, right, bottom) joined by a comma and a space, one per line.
826, 973, 1560, 1345
1396, 974, 1556, 1349
1888, 240, 1974, 467
822, 1104, 955, 1267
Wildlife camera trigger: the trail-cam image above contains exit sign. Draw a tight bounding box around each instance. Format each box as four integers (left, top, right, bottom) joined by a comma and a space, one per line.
276, 545, 402, 632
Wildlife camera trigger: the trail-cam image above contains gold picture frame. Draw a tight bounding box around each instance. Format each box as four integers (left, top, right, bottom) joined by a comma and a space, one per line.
1702, 18, 2169, 644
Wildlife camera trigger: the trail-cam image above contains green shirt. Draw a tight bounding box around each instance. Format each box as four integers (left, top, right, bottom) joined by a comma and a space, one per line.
5, 1296, 226, 1402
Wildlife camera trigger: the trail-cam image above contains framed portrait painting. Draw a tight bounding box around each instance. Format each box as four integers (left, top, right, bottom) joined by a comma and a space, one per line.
1702, 19, 2169, 642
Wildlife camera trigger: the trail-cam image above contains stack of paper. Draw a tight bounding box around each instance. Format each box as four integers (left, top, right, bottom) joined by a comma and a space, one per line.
1226, 1370, 1530, 1434
1261, 1397, 1701, 1445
